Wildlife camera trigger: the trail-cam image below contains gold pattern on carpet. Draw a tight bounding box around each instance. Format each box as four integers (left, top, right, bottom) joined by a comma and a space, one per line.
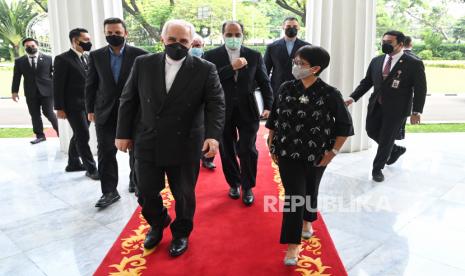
108, 183, 173, 275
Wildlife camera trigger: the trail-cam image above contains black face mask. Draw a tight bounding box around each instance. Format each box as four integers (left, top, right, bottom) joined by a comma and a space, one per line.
106, 35, 125, 47
285, 27, 298, 38
165, 43, 189, 61
382, 43, 394, 54
78, 41, 92, 52
25, 47, 37, 55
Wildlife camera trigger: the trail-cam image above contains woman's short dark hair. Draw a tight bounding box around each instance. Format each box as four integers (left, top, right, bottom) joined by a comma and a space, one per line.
104, 17, 127, 31
295, 45, 330, 76
69, 28, 88, 42
22, 38, 38, 46
383, 30, 405, 45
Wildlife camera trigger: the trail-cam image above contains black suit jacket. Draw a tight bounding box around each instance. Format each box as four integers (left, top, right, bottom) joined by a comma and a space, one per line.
53, 49, 89, 111
264, 38, 310, 94
350, 53, 427, 117
11, 53, 53, 98
403, 49, 420, 60
116, 53, 225, 166
203, 45, 273, 122
85, 44, 148, 125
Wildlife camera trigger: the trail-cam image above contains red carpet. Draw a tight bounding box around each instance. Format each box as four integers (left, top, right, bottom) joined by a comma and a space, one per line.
94, 127, 347, 276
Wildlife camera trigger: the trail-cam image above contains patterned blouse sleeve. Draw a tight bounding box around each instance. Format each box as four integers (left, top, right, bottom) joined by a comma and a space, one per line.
265, 83, 287, 130
328, 89, 355, 137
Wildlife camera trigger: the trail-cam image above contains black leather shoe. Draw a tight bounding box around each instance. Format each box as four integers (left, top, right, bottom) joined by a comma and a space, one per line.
372, 170, 385, 182
169, 237, 188, 257
242, 189, 254, 206
202, 161, 216, 170
30, 137, 46, 144
85, 170, 100, 180
386, 146, 406, 165
128, 182, 136, 193
144, 215, 172, 249
65, 164, 86, 172
228, 186, 240, 199
95, 191, 121, 208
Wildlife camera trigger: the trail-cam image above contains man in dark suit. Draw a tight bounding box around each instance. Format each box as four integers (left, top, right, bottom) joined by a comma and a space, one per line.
264, 17, 310, 95
85, 18, 147, 207
346, 30, 427, 182
191, 35, 216, 170
11, 38, 58, 144
116, 19, 225, 257
403, 36, 420, 60
396, 35, 421, 142
53, 28, 98, 180
203, 21, 273, 206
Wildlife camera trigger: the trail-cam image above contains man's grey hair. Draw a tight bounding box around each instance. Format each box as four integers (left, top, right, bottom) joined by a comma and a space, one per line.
161, 19, 196, 40
193, 33, 204, 44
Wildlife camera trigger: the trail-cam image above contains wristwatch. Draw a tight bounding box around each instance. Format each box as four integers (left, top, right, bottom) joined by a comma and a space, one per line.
331, 148, 339, 155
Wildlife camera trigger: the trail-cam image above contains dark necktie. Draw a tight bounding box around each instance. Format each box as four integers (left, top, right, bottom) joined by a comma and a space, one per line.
31, 56, 36, 70
378, 56, 393, 105
382, 56, 392, 80
80, 55, 88, 70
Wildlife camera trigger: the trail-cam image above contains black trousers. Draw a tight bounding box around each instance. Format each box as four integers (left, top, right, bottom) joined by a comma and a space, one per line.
366, 103, 407, 171
129, 150, 137, 187
25, 95, 58, 138
277, 157, 326, 244
135, 159, 200, 238
220, 105, 259, 189
95, 120, 118, 194
66, 110, 97, 172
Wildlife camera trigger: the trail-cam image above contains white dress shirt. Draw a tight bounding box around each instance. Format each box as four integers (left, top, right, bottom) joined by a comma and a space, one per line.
27, 52, 39, 67
71, 47, 83, 58
383, 49, 404, 71
165, 55, 186, 93
225, 47, 240, 81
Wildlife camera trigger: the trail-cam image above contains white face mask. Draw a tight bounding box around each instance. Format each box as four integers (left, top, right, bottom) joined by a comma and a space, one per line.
292, 64, 313, 80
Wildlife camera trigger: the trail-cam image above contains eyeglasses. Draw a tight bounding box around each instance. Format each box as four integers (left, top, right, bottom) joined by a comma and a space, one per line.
292, 59, 310, 67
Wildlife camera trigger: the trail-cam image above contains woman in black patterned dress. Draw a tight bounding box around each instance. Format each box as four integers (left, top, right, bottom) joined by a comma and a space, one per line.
265, 45, 354, 265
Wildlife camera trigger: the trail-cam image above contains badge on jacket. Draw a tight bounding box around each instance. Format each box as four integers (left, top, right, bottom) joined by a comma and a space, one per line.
392, 70, 402, 89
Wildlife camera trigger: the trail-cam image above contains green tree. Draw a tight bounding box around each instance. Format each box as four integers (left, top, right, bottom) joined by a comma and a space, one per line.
452, 16, 465, 42
0, 0, 38, 60
273, 0, 305, 25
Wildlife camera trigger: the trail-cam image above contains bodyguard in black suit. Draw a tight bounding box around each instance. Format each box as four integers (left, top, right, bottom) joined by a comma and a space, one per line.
347, 31, 427, 182
11, 38, 58, 144
203, 21, 273, 206
85, 18, 148, 207
396, 36, 421, 141
116, 20, 225, 257
53, 28, 98, 180
264, 17, 310, 95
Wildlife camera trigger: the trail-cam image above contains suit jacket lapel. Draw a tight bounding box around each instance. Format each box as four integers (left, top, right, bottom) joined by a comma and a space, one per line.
237, 46, 247, 82
279, 38, 289, 58
290, 39, 302, 58
68, 50, 87, 77
22, 56, 34, 75
382, 54, 406, 84
117, 45, 132, 88
103, 46, 117, 85
161, 55, 195, 110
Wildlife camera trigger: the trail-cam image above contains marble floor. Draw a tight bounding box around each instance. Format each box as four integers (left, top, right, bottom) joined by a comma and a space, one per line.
0, 133, 464, 276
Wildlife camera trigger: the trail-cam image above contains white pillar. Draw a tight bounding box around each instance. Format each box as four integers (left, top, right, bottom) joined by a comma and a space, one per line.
306, 0, 376, 152
48, 0, 123, 153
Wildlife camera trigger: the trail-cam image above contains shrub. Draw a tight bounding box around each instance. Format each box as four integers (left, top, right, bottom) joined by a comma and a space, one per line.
444, 50, 463, 60
418, 49, 433, 60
